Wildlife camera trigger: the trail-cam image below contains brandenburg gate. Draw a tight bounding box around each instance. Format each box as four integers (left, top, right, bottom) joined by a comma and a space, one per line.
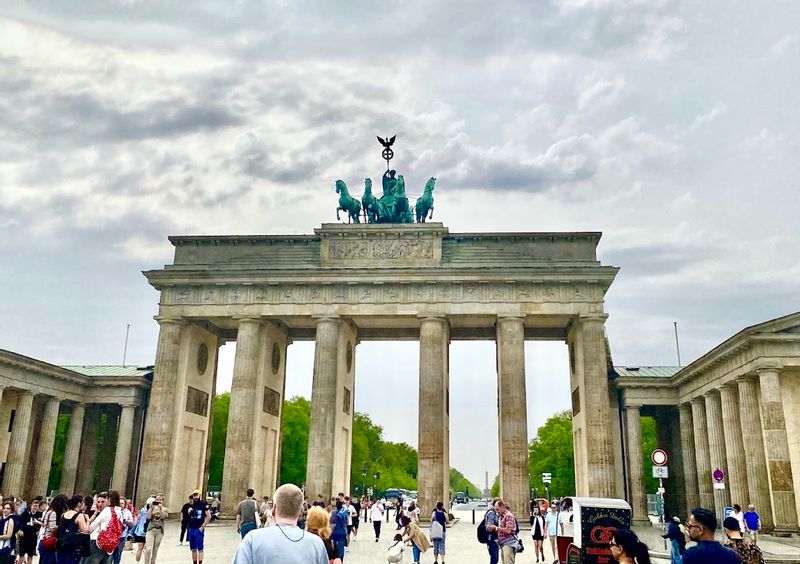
138, 222, 620, 517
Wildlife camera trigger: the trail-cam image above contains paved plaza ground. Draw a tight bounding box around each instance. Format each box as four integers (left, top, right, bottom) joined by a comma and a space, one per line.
113, 508, 800, 563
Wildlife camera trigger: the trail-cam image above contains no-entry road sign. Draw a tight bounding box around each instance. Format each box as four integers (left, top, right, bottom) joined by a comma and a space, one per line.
651, 449, 668, 466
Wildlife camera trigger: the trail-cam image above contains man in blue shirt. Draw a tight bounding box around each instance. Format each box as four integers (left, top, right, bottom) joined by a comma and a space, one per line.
743, 504, 761, 544
545, 504, 559, 561
683, 508, 741, 563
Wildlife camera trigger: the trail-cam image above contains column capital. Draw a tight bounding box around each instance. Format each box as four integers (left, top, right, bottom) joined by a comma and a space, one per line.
233, 316, 262, 324
690, 396, 705, 406
703, 389, 721, 399
578, 313, 609, 324
312, 314, 341, 323
496, 314, 525, 322
625, 402, 643, 410
153, 315, 187, 326
417, 314, 449, 324
755, 361, 782, 375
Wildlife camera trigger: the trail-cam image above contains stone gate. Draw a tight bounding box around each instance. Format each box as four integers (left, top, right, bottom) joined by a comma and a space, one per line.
138, 223, 621, 517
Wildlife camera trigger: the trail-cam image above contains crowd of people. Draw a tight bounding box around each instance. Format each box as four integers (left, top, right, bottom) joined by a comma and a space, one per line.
0, 489, 212, 564
232, 486, 452, 564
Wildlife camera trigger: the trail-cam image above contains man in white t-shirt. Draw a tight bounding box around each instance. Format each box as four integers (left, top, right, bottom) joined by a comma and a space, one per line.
371, 499, 385, 542
232, 484, 327, 564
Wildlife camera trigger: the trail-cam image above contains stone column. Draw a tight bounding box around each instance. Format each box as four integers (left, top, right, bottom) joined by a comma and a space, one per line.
97, 408, 118, 491
579, 315, 616, 497
30, 397, 61, 496
758, 368, 799, 532
111, 404, 136, 494
306, 317, 343, 498
222, 318, 262, 515
737, 377, 774, 530
719, 385, 749, 509
3, 391, 35, 496
705, 391, 729, 522
76, 407, 100, 494
625, 405, 649, 524
137, 317, 185, 505
496, 316, 529, 518
678, 404, 699, 512
60, 403, 86, 493
691, 398, 714, 510
418, 316, 450, 516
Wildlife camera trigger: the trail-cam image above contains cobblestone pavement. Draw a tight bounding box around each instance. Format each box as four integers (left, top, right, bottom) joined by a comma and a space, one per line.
115, 509, 680, 563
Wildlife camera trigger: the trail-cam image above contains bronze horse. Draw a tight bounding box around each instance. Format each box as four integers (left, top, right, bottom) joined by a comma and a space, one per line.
335, 180, 361, 223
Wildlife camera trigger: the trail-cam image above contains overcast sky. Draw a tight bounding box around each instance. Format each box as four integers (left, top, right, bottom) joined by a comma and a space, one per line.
1, 1, 798, 489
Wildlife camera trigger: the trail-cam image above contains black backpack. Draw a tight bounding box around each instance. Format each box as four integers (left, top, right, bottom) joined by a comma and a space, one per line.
477, 510, 491, 544
56, 514, 80, 553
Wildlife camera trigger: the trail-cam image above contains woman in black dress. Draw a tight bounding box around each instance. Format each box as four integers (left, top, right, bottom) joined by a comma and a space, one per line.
531, 505, 546, 562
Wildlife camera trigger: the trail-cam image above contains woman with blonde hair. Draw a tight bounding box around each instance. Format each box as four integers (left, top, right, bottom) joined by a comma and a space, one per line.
305, 507, 341, 564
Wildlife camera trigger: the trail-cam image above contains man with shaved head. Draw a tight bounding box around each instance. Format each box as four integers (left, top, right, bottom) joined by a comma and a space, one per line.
232, 484, 327, 564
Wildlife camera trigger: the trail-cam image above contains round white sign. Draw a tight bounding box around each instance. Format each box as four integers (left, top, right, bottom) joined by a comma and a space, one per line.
651, 449, 668, 466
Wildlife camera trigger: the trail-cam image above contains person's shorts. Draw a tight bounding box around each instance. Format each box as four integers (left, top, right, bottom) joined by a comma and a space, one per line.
132, 534, 146, 544
433, 537, 445, 555
352, 517, 359, 530
188, 528, 205, 551
18, 535, 37, 556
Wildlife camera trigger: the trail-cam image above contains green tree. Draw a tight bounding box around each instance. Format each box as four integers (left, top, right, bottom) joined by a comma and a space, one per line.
279, 396, 312, 486
641, 416, 658, 494
529, 410, 575, 500
208, 392, 230, 489
47, 414, 71, 493
449, 468, 480, 498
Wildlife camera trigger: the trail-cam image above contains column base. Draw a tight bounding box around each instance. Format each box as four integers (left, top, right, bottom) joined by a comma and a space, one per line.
631, 518, 652, 528
771, 527, 800, 537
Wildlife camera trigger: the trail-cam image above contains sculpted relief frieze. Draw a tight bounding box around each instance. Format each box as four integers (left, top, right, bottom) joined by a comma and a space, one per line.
163, 282, 602, 306
328, 239, 434, 260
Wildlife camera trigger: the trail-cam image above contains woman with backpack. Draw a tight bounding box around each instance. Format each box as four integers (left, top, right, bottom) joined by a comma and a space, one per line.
330, 500, 349, 560
430, 502, 449, 564
0, 500, 17, 564
56, 495, 90, 564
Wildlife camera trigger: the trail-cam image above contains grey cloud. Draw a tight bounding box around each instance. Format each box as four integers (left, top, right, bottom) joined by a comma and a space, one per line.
603, 242, 715, 277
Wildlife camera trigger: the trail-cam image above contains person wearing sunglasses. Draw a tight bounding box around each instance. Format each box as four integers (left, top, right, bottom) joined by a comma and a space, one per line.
682, 508, 740, 563
609, 529, 651, 564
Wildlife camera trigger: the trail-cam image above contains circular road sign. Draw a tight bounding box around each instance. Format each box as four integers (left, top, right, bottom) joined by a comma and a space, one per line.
713, 468, 725, 482
651, 449, 668, 466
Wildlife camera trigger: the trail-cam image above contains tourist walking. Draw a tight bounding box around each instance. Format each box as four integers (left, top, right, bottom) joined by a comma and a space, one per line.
143, 494, 166, 564
17, 498, 41, 564
610, 529, 651, 564
349, 497, 360, 540
405, 501, 419, 526
731, 504, 746, 533
330, 500, 349, 560
178, 496, 192, 546
0, 500, 17, 564
401, 515, 431, 564
723, 516, 765, 564
744, 504, 761, 544
661, 516, 686, 564
298, 496, 309, 531
430, 501, 449, 564
306, 507, 340, 564
494, 499, 519, 564
236, 489, 260, 539
87, 491, 123, 564
545, 503, 558, 560
231, 484, 328, 564
483, 499, 500, 564
530, 505, 546, 562
371, 499, 385, 542
683, 508, 740, 563
186, 490, 210, 564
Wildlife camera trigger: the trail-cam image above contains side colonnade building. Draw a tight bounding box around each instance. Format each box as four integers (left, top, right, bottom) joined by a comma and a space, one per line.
615, 311, 800, 533
0, 351, 151, 499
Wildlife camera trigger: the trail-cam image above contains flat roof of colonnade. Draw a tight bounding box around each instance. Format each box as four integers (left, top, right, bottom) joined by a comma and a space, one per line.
144, 223, 619, 342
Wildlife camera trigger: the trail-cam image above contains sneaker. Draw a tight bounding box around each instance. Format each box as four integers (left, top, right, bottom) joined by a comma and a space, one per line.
375, 538, 379, 543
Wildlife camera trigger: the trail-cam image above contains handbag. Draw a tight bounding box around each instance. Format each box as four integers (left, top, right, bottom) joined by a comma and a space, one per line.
430, 520, 444, 540
514, 535, 525, 554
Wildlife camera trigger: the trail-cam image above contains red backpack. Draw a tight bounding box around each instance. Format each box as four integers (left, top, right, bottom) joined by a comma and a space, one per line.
96, 508, 123, 554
